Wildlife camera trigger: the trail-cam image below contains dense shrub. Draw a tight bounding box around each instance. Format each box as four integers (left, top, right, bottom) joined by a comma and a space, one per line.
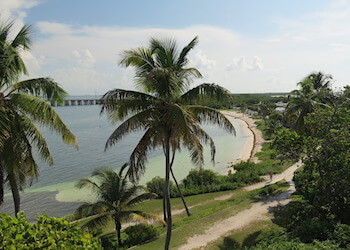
332, 223, 350, 248
124, 224, 158, 247
252, 235, 340, 250
183, 169, 220, 188
146, 176, 178, 198
0, 212, 101, 249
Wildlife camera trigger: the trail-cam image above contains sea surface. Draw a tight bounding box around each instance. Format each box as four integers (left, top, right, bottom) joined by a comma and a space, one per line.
0, 105, 249, 221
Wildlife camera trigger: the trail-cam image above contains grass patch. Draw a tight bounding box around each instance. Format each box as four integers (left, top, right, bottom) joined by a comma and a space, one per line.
204, 219, 284, 249
254, 143, 294, 175
135, 181, 290, 249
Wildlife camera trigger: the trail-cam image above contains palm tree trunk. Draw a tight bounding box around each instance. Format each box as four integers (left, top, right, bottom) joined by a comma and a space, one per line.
170, 150, 191, 216
162, 195, 167, 226
164, 132, 172, 250
8, 171, 20, 215
0, 161, 4, 205
170, 168, 191, 216
115, 217, 122, 246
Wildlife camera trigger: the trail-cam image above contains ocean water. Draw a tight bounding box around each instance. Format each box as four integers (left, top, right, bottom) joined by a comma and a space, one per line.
0, 105, 249, 220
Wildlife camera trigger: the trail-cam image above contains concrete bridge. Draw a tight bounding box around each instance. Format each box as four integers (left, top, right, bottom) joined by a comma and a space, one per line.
50, 99, 103, 106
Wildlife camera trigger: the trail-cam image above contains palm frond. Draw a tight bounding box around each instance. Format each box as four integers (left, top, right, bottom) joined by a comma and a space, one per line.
128, 128, 160, 182
11, 24, 32, 50
81, 213, 112, 230
9, 93, 77, 148
180, 83, 231, 103
20, 115, 53, 165
126, 192, 157, 207
189, 105, 236, 135
100, 88, 156, 119
104, 108, 153, 150
75, 178, 101, 194
177, 36, 198, 68
119, 47, 155, 71
125, 210, 166, 225
10, 78, 67, 104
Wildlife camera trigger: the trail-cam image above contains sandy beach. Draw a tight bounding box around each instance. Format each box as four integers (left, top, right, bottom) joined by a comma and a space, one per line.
222, 110, 265, 163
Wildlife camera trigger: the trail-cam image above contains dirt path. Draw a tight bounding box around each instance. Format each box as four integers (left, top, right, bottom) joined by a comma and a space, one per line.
178, 161, 302, 250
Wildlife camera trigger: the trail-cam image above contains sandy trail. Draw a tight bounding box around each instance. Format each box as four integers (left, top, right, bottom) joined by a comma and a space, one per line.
178, 160, 301, 250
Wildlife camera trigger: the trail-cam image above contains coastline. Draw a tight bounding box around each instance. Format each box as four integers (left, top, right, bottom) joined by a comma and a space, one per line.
222, 110, 265, 164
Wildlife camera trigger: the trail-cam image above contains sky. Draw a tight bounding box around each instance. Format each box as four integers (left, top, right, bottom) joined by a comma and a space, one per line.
1, 0, 350, 95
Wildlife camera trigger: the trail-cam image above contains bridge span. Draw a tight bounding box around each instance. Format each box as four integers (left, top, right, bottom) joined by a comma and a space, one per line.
50, 99, 103, 106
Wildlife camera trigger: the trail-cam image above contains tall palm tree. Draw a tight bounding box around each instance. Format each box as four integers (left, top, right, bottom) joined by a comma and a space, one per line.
306, 71, 332, 92
74, 165, 162, 246
101, 36, 235, 249
286, 77, 330, 133
0, 19, 77, 213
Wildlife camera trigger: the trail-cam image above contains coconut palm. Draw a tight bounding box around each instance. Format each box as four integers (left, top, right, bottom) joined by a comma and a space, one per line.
0, 19, 77, 213
306, 71, 332, 92
101, 36, 235, 249
285, 77, 330, 133
74, 165, 161, 246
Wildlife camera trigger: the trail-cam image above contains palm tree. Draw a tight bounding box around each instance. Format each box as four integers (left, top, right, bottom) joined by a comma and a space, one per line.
306, 71, 332, 92
101, 36, 235, 249
74, 165, 162, 246
258, 101, 273, 120
285, 77, 330, 133
0, 19, 77, 213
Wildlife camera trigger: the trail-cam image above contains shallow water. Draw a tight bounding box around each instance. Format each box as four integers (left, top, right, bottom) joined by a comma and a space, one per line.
0, 105, 249, 219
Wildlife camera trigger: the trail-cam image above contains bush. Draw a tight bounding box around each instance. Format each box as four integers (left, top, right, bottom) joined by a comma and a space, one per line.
124, 224, 158, 247
331, 223, 350, 248
183, 169, 220, 188
252, 235, 340, 250
0, 212, 101, 249
146, 176, 178, 198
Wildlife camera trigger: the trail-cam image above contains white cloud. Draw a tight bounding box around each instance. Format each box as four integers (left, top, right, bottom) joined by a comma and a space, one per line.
226, 56, 264, 71
37, 22, 73, 36
0, 0, 39, 32
189, 49, 216, 71
3, 0, 350, 94
72, 49, 96, 68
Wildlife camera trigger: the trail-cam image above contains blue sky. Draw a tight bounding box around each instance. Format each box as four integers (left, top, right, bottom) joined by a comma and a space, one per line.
25, 0, 329, 36
1, 0, 350, 94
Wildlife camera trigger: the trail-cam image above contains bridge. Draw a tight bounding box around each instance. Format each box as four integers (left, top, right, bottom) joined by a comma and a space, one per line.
50, 98, 103, 106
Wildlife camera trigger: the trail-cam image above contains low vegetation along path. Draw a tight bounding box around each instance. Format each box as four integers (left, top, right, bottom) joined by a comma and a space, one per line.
178, 160, 302, 250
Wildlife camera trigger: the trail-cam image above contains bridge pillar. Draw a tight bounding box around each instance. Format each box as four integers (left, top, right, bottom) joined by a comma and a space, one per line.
65, 100, 70, 106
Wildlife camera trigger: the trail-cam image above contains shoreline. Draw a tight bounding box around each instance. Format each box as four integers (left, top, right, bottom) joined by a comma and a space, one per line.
222, 110, 265, 164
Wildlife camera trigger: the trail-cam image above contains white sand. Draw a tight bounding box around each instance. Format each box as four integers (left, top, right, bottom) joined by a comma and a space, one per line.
222, 110, 265, 163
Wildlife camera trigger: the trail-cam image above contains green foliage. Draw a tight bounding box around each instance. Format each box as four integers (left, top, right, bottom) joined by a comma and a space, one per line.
296, 106, 350, 224
146, 176, 178, 198
272, 128, 305, 159
252, 235, 340, 250
183, 169, 220, 188
74, 166, 161, 246
0, 212, 101, 249
272, 200, 350, 247
0, 18, 76, 212
124, 224, 159, 247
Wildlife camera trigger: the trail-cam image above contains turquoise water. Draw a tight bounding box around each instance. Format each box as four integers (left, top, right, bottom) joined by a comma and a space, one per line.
0, 105, 249, 219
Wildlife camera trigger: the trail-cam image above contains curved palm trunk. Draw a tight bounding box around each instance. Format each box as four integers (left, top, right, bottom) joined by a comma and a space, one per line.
0, 161, 4, 205
162, 195, 167, 226
170, 168, 191, 216
164, 132, 172, 250
170, 151, 191, 216
8, 170, 20, 215
115, 217, 122, 246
